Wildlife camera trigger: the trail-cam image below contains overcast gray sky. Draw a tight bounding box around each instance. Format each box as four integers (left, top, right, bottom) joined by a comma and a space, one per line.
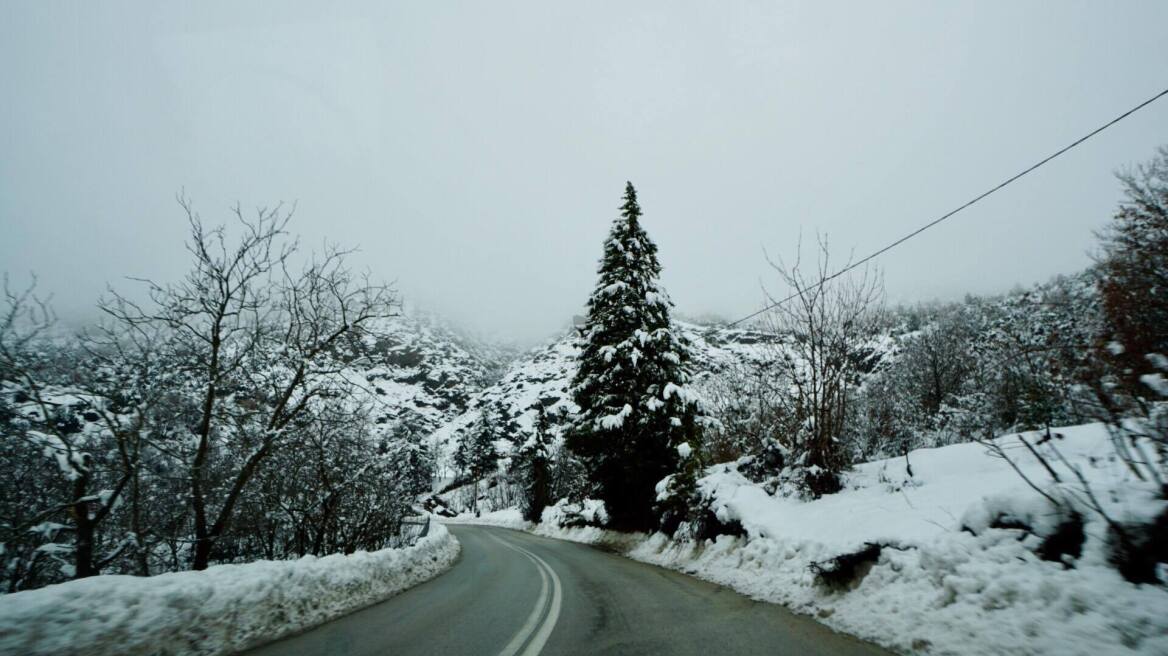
2, 2, 1166, 343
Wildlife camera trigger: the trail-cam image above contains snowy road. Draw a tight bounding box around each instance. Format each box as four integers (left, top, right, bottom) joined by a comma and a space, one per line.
246, 525, 893, 656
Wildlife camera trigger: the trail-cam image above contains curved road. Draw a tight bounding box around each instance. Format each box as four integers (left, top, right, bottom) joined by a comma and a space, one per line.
247, 525, 893, 656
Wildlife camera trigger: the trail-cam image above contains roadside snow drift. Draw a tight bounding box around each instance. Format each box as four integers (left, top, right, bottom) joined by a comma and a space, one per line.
652, 424, 1168, 655
456, 424, 1168, 656
0, 524, 459, 656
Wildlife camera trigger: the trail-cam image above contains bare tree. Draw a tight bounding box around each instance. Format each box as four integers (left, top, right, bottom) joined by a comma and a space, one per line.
761, 236, 883, 496
0, 277, 146, 581
103, 195, 396, 570
78, 311, 185, 576
0, 276, 66, 587
702, 358, 787, 462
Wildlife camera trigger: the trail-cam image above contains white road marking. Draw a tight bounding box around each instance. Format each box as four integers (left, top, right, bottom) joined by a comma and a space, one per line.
495, 539, 549, 656
488, 532, 563, 656
515, 544, 562, 656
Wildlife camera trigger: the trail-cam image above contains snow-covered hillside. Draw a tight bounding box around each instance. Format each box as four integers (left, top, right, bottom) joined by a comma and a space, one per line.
338, 312, 517, 437
0, 307, 512, 592
427, 321, 815, 473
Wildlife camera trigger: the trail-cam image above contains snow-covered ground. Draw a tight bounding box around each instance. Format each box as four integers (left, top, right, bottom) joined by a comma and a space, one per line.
445, 423, 1168, 656
0, 524, 459, 656
443, 507, 532, 530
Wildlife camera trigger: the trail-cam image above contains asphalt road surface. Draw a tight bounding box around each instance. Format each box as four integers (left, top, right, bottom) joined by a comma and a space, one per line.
246, 524, 894, 656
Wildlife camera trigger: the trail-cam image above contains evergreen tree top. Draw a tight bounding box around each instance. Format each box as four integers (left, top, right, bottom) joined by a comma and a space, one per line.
621, 182, 640, 225
571, 182, 703, 436
594, 182, 662, 295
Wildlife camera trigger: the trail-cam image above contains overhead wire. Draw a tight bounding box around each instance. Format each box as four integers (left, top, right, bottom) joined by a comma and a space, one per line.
725, 86, 1168, 328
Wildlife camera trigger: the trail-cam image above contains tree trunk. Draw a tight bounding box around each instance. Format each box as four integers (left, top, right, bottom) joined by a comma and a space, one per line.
71, 476, 98, 579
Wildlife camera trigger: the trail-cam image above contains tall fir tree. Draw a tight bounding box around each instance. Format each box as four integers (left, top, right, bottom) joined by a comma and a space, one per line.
513, 403, 554, 522
566, 182, 706, 531
390, 418, 435, 497
455, 407, 501, 513
463, 406, 501, 480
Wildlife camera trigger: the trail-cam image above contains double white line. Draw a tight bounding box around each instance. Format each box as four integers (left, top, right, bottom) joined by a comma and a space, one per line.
489, 533, 563, 656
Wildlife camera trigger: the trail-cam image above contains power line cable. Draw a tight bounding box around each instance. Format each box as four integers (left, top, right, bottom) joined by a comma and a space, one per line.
725, 85, 1168, 328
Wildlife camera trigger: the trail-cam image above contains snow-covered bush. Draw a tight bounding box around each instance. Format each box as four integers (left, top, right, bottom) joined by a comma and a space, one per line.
541, 498, 608, 528
853, 274, 1103, 460
656, 469, 746, 542
960, 491, 1086, 565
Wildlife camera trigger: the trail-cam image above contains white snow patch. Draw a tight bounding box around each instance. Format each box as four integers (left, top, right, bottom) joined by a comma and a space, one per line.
0, 525, 460, 656
442, 507, 533, 531
1140, 373, 1168, 396
598, 404, 633, 430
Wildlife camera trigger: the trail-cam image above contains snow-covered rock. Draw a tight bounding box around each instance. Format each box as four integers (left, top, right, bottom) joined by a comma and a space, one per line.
339, 312, 516, 438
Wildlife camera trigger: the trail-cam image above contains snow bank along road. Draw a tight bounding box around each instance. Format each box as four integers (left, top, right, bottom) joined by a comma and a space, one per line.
247, 525, 893, 656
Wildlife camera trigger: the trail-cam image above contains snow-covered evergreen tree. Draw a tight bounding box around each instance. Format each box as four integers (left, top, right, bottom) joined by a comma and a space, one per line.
512, 403, 554, 522
566, 182, 706, 531
550, 439, 588, 505
455, 407, 501, 513
388, 426, 434, 500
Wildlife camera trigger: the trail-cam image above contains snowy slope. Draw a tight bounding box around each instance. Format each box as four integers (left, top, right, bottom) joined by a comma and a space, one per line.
426, 321, 795, 469
428, 331, 579, 455
696, 423, 1160, 551
10, 311, 511, 456
640, 423, 1168, 656
336, 312, 516, 437
428, 319, 895, 475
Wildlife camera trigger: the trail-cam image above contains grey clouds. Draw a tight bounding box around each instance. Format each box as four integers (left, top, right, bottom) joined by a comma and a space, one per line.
2, 1, 1167, 343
